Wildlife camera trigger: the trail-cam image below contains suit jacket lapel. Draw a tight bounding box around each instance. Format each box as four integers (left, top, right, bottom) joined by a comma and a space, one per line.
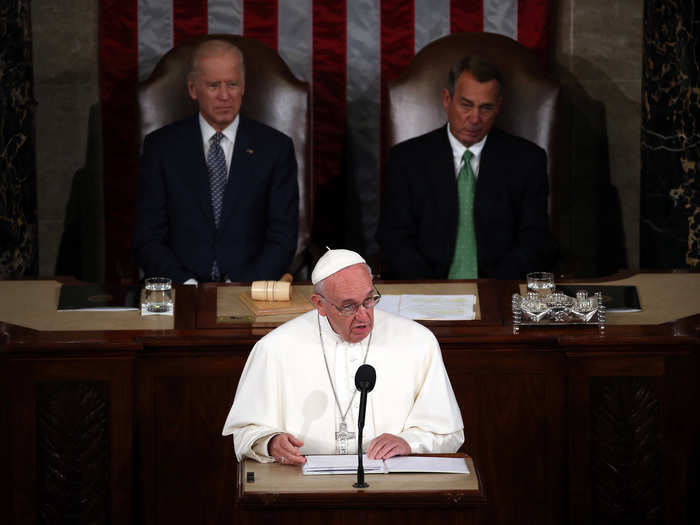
435, 126, 459, 252
477, 128, 507, 185
219, 117, 254, 231
474, 128, 502, 212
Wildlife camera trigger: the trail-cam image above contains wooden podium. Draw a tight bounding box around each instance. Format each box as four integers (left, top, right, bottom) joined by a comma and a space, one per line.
235, 454, 486, 524
3, 274, 700, 524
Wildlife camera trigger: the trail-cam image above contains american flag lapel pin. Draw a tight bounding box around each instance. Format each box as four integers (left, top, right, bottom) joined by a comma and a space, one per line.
246, 148, 254, 155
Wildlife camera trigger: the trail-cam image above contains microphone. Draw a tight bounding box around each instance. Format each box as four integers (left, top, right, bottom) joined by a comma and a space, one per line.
353, 364, 376, 488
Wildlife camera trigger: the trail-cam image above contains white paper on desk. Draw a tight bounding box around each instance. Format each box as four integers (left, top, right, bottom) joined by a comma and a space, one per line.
384, 456, 469, 474
303, 454, 385, 475
399, 294, 475, 320
303, 455, 470, 475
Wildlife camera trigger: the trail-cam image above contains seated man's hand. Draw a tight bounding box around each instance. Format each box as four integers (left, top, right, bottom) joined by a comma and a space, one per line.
268, 433, 306, 465
367, 433, 410, 459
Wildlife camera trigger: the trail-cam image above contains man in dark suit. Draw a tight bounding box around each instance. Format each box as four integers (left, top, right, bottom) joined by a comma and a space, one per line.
133, 40, 298, 284
376, 55, 557, 279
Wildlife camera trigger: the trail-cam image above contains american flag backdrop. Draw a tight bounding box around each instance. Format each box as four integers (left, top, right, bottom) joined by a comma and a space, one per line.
99, 0, 552, 280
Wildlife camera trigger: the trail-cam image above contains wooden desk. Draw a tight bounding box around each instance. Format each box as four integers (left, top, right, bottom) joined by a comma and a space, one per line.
236, 454, 484, 525
1, 274, 699, 525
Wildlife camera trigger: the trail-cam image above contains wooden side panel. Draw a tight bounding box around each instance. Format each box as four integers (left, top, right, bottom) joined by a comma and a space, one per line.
137, 352, 248, 525
567, 350, 697, 525
7, 357, 133, 525
37, 381, 111, 523
444, 346, 566, 525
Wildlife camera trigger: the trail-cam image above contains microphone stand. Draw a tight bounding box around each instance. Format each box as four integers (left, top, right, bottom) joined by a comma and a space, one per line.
353, 364, 375, 488
353, 386, 369, 488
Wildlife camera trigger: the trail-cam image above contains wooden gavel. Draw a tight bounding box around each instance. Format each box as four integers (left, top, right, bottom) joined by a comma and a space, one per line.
250, 273, 293, 301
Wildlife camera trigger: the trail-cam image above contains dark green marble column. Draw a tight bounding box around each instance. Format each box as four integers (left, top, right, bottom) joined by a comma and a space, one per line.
641, 0, 699, 269
0, 0, 38, 277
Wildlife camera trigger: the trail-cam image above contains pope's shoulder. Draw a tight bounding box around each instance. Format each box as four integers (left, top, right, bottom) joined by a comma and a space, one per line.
252, 309, 319, 354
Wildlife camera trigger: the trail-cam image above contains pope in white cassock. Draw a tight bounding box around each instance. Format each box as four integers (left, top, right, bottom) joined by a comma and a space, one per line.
222, 248, 464, 465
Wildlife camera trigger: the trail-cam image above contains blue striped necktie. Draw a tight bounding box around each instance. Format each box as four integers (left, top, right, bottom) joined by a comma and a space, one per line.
207, 132, 227, 281
448, 149, 478, 279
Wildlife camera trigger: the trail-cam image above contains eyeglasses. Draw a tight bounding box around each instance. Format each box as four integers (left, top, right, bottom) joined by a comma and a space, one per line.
318, 290, 382, 316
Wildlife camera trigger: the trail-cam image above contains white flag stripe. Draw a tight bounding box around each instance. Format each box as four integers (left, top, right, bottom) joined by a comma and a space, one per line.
278, 0, 313, 82
346, 0, 381, 251
138, 0, 173, 80
208, 0, 243, 36
483, 0, 517, 39
414, 0, 450, 54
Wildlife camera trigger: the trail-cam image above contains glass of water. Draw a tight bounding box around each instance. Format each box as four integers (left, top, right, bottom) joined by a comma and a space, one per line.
144, 277, 173, 313
526, 272, 555, 297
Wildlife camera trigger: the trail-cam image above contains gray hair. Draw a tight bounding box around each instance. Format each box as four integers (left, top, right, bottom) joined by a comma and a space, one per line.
188, 39, 246, 81
447, 55, 503, 97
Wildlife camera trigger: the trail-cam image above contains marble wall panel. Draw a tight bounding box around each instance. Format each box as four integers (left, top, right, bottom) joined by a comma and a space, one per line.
641, 0, 699, 270
0, 0, 38, 277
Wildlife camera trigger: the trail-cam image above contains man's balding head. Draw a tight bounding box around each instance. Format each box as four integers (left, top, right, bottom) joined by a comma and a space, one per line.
187, 39, 246, 131
189, 40, 246, 82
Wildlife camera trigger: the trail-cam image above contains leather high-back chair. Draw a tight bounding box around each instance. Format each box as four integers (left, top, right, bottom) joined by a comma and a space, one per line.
138, 34, 312, 275
387, 32, 563, 232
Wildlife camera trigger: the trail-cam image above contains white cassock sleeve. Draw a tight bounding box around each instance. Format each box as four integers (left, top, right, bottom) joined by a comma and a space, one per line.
221, 338, 283, 462
394, 334, 464, 453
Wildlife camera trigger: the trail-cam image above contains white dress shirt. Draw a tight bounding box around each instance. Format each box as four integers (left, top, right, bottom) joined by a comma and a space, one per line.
446, 123, 488, 179
198, 113, 240, 178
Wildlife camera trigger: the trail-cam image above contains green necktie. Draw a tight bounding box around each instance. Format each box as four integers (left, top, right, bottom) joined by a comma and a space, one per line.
448, 150, 478, 279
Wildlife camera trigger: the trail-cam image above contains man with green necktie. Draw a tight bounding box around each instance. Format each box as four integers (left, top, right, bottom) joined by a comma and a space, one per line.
377, 55, 557, 279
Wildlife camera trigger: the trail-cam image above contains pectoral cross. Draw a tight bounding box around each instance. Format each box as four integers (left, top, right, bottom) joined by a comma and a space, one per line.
335, 422, 356, 455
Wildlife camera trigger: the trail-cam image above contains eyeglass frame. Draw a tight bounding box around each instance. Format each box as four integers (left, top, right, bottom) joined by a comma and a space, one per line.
316, 288, 382, 316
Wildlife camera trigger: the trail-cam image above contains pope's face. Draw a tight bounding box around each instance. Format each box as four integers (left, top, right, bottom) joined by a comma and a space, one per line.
442, 71, 502, 147
188, 50, 245, 131
311, 264, 375, 344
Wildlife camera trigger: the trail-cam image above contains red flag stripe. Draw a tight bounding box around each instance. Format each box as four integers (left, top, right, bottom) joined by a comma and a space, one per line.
380, 0, 414, 88
99, 0, 140, 281
173, 0, 208, 45
450, 0, 483, 33
244, 0, 278, 49
380, 0, 414, 183
312, 0, 346, 242
517, 0, 551, 62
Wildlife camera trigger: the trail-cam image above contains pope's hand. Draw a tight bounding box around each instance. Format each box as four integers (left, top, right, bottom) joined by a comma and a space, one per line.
367, 433, 410, 459
268, 433, 306, 465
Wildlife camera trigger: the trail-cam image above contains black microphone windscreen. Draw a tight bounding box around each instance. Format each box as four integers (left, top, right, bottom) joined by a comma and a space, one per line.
355, 364, 376, 392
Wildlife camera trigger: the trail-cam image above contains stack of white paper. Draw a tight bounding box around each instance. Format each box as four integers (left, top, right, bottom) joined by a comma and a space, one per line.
302, 455, 470, 475
376, 294, 476, 320
303, 454, 385, 475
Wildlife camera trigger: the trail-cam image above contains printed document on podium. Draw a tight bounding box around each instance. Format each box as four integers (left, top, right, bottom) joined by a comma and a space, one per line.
302, 455, 470, 475
376, 294, 475, 320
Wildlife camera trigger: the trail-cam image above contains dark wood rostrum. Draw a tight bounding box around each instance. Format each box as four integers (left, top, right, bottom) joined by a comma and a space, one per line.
2, 275, 699, 525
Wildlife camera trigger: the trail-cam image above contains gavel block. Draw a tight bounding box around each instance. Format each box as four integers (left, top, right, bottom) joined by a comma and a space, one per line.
240, 273, 313, 317
250, 273, 293, 302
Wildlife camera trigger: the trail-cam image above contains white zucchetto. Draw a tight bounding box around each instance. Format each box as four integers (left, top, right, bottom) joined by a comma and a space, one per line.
311, 248, 366, 284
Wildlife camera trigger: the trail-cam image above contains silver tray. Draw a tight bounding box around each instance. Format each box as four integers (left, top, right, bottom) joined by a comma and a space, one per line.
512, 290, 606, 334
